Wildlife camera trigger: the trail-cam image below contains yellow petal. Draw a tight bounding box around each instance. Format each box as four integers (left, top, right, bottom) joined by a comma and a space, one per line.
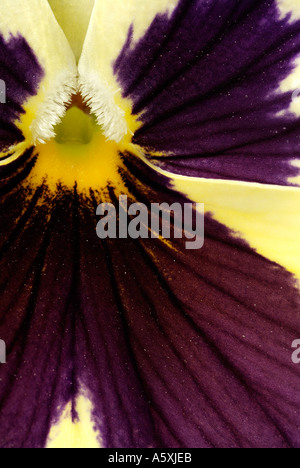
0, 0, 77, 163
46, 395, 102, 449
48, 0, 95, 63
78, 0, 180, 142
277, 0, 300, 20
173, 175, 300, 281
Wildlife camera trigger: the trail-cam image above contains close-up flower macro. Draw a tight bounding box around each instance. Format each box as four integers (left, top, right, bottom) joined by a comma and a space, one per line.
1, 0, 300, 450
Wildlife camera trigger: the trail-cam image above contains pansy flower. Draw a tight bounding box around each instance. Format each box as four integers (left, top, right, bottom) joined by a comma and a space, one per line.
0, 0, 300, 449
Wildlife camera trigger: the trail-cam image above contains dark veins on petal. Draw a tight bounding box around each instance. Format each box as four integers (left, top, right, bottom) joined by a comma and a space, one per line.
0, 152, 300, 448
0, 5, 300, 449
0, 33, 43, 154
115, 0, 300, 185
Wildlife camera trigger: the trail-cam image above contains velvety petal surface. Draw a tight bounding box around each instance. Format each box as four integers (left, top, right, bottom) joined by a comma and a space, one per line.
0, 152, 300, 448
0, 0, 299, 451
113, 0, 300, 185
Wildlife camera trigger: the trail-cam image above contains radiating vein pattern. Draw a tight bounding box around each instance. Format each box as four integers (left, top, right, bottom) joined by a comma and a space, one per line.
115, 0, 300, 185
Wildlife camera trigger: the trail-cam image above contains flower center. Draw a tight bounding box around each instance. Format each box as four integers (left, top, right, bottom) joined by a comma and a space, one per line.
28, 97, 128, 194
54, 107, 94, 145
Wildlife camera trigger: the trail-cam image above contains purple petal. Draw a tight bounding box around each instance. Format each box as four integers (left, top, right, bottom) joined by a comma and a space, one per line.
0, 34, 43, 152
115, 0, 300, 185
0, 7, 299, 448
0, 155, 299, 448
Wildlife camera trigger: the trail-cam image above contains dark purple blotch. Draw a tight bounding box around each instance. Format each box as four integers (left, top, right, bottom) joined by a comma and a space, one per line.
0, 150, 299, 448
0, 33, 44, 152
115, 0, 300, 185
0, 2, 300, 449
